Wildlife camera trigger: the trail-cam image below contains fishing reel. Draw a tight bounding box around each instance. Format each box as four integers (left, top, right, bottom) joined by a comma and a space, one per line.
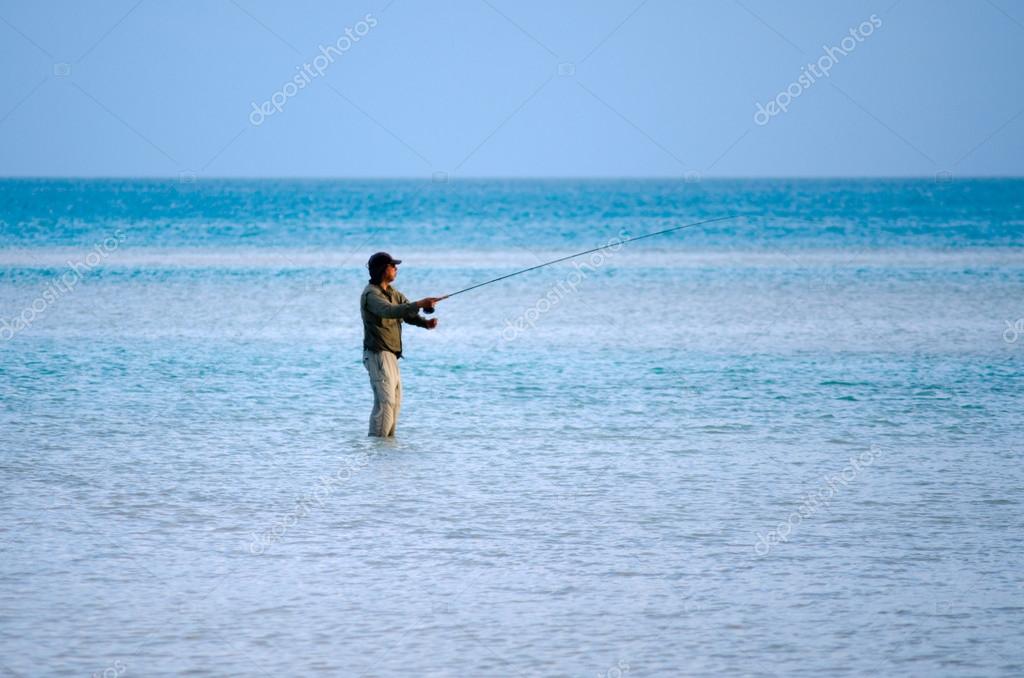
422, 295, 447, 314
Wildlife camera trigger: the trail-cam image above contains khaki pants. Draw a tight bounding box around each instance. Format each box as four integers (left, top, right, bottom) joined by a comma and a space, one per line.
363, 349, 402, 437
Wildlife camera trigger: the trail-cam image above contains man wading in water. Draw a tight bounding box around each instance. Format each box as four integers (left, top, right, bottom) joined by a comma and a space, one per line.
360, 252, 443, 437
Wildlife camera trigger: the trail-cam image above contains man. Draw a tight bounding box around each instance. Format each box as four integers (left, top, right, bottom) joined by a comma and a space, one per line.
360, 252, 442, 437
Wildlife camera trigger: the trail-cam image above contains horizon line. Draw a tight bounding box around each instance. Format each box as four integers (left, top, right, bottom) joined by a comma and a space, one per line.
1, 174, 1022, 181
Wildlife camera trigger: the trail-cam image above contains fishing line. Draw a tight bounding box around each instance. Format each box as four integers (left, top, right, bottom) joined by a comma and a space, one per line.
428, 214, 739, 307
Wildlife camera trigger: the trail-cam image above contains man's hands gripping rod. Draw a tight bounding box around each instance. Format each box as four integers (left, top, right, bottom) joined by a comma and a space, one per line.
415, 295, 448, 329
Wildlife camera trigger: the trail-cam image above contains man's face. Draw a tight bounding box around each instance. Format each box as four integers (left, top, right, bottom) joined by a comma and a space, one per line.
384, 263, 397, 283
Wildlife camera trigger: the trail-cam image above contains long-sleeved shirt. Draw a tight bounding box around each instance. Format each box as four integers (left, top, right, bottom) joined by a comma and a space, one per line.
360, 282, 430, 358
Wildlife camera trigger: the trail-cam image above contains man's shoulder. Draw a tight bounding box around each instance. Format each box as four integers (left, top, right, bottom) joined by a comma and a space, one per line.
362, 284, 407, 305
361, 284, 382, 311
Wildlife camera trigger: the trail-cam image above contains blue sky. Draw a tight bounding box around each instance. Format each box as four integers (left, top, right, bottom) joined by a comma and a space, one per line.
1, 0, 1022, 177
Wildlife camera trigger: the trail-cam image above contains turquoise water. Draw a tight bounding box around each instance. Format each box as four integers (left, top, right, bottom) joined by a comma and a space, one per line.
1, 179, 1023, 676
2, 178, 1022, 249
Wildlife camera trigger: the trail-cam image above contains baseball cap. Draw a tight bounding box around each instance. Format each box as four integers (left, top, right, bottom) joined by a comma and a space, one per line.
367, 252, 402, 271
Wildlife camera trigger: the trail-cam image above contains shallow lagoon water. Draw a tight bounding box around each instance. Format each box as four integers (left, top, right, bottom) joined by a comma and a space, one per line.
1, 179, 1023, 676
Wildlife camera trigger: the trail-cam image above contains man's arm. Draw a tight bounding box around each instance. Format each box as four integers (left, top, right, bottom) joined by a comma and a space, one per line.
404, 314, 431, 328
364, 287, 441, 321
395, 290, 432, 327
364, 287, 418, 319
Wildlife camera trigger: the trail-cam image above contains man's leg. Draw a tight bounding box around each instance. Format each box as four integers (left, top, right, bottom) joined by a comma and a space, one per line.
364, 350, 398, 437
385, 353, 402, 437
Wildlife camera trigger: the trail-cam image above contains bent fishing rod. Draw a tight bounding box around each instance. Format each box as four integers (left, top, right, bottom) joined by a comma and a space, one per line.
423, 214, 738, 312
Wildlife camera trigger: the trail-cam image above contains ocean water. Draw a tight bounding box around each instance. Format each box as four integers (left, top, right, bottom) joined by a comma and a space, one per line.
1, 179, 1022, 677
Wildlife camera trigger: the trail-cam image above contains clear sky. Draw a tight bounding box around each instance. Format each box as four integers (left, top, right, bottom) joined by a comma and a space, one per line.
1, 0, 1022, 178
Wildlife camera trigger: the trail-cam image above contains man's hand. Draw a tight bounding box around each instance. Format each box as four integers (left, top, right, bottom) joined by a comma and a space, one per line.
415, 296, 443, 310
425, 318, 438, 330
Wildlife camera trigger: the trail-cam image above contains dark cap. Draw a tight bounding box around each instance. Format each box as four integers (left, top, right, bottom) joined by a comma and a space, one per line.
367, 251, 402, 271
367, 251, 402, 282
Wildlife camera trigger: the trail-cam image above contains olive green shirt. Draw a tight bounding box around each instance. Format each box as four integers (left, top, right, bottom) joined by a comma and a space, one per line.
360, 282, 429, 358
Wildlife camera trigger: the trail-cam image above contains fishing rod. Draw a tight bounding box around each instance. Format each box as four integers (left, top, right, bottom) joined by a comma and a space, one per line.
423, 214, 738, 312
